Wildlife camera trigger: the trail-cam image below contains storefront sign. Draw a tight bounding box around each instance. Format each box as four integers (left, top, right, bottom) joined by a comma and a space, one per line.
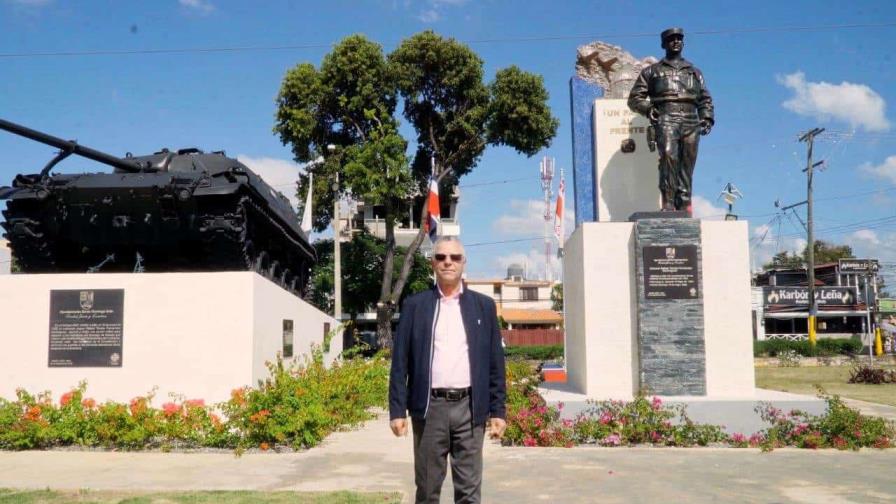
763, 286, 857, 306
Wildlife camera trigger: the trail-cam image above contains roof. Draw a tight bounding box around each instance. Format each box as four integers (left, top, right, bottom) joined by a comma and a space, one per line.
497, 308, 562, 324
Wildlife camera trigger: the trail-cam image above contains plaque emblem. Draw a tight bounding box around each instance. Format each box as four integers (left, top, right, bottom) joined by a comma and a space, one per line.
665, 247, 676, 259
110, 353, 121, 365
79, 291, 95, 311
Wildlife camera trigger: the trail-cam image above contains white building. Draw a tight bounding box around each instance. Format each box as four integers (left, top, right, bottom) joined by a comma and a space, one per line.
466, 265, 562, 330
0, 239, 10, 275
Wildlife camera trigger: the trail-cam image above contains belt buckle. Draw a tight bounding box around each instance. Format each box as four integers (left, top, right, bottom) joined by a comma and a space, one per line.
447, 389, 462, 401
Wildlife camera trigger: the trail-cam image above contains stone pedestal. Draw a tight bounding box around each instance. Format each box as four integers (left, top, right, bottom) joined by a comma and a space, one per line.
563, 220, 755, 399
0, 272, 340, 404
634, 218, 705, 395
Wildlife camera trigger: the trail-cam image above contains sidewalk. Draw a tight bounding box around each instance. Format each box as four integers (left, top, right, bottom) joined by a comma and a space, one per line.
1, 412, 894, 503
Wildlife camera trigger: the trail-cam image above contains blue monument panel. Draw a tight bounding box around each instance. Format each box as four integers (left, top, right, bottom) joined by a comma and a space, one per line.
568, 76, 603, 226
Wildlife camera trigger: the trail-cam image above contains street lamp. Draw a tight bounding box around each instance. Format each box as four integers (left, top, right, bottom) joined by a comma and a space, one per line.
327, 144, 342, 322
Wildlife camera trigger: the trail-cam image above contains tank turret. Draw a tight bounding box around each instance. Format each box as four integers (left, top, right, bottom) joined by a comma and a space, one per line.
0, 118, 315, 295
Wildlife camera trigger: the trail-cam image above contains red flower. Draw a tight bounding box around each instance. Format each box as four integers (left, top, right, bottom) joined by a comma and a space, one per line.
81, 398, 96, 409
60, 391, 74, 407
259, 442, 270, 451
129, 397, 148, 416
185, 399, 205, 409
24, 405, 42, 421
162, 402, 180, 418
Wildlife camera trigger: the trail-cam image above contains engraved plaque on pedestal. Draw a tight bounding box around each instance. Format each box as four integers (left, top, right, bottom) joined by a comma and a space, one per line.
48, 289, 124, 367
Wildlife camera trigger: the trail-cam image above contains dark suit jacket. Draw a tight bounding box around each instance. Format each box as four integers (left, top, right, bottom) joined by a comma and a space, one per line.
389, 285, 506, 425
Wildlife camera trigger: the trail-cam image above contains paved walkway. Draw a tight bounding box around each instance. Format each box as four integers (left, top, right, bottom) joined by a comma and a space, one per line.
2, 412, 895, 503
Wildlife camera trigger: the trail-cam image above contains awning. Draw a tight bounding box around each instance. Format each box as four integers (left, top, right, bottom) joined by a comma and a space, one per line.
764, 311, 868, 319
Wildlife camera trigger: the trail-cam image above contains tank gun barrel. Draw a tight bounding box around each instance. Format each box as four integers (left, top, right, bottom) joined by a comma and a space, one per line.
0, 118, 143, 173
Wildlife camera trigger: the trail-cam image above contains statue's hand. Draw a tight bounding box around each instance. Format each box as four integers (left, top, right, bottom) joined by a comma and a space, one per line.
648, 108, 659, 122
700, 121, 712, 135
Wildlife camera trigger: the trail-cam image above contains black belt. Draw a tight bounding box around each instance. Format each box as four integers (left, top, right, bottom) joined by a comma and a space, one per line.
431, 387, 470, 401
657, 101, 697, 113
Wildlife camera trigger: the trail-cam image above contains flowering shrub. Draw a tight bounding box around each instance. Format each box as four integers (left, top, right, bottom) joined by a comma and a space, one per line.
502, 363, 895, 451
751, 392, 896, 451
571, 395, 727, 447
0, 351, 389, 452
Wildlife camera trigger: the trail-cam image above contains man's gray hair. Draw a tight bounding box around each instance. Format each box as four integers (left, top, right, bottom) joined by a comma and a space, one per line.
432, 236, 466, 255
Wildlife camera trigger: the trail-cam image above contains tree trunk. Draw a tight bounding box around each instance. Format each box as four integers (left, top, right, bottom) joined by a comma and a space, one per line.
376, 198, 397, 349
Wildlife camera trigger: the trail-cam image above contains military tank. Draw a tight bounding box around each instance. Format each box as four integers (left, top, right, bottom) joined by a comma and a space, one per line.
0, 118, 315, 295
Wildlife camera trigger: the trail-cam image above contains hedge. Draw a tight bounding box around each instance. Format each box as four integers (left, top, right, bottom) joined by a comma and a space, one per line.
504, 344, 564, 361
753, 337, 863, 357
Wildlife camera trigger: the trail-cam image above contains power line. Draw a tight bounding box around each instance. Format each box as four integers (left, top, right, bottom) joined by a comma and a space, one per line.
1, 22, 894, 59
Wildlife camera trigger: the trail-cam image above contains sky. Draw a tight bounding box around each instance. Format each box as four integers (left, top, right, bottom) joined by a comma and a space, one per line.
1, 0, 895, 284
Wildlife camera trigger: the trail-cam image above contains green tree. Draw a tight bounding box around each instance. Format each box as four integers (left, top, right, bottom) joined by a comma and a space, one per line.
551, 283, 563, 311
307, 230, 431, 322
276, 31, 558, 346
762, 241, 854, 270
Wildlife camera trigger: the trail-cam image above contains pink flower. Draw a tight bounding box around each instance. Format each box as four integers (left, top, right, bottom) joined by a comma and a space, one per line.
599, 412, 613, 425
185, 399, 205, 409
651, 396, 662, 410
602, 434, 621, 446
162, 402, 180, 417
732, 433, 746, 443
523, 436, 537, 447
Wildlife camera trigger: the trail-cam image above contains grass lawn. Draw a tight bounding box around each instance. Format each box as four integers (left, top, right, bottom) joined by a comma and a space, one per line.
755, 365, 896, 407
0, 489, 401, 504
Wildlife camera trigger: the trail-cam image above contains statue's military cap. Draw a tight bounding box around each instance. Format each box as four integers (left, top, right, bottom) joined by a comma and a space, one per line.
661, 27, 685, 42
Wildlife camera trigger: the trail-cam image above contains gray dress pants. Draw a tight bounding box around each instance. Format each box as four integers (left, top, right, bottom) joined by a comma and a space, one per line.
412, 395, 485, 504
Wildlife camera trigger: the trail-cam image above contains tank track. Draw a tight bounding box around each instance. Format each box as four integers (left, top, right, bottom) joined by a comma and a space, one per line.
199, 193, 312, 296
1, 202, 57, 272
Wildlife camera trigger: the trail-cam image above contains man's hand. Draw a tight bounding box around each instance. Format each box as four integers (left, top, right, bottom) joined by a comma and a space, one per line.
487, 418, 507, 440
390, 418, 408, 437
700, 120, 712, 135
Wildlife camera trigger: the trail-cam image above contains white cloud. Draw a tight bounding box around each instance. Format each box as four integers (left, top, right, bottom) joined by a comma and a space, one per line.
492, 198, 574, 241
237, 155, 304, 211
749, 221, 806, 271
492, 247, 561, 282
416, 0, 469, 23
179, 0, 214, 14
852, 229, 880, 245
691, 194, 727, 220
417, 8, 440, 22
778, 72, 890, 132
860, 155, 896, 184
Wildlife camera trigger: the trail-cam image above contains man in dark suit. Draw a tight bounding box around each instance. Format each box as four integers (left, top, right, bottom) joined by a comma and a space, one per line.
389, 236, 506, 504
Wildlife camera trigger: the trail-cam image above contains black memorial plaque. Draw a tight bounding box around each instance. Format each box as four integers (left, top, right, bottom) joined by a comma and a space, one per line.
642, 245, 699, 300
48, 289, 124, 367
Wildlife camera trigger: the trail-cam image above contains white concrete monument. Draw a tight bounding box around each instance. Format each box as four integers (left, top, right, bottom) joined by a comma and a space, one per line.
563, 221, 756, 399
0, 272, 340, 404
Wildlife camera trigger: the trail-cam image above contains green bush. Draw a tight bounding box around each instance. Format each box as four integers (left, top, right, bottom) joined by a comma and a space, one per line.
0, 350, 389, 452
504, 344, 563, 361
753, 337, 863, 358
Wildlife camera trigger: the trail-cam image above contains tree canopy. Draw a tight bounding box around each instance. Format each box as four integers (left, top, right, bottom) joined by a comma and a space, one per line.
275, 31, 558, 343
763, 240, 854, 270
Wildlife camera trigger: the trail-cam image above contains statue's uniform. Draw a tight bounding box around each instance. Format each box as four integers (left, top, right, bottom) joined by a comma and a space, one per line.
628, 57, 714, 211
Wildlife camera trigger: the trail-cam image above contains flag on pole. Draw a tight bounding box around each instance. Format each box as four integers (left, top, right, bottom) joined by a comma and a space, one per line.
424, 176, 440, 243
554, 174, 565, 245
300, 172, 314, 234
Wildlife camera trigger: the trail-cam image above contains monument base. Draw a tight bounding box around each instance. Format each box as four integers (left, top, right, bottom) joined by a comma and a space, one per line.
563, 220, 754, 399
0, 272, 340, 404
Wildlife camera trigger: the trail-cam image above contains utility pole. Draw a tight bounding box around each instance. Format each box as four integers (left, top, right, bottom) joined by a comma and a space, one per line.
540, 156, 555, 281
799, 128, 824, 347
327, 144, 342, 322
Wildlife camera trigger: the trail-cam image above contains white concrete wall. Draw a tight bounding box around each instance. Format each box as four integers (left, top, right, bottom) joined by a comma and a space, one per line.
0, 239, 10, 275
701, 221, 756, 397
594, 99, 662, 222
0, 272, 337, 404
564, 220, 755, 399
564, 223, 639, 398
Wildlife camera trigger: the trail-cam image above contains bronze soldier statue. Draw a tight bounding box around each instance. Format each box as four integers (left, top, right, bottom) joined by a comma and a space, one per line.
628, 28, 714, 212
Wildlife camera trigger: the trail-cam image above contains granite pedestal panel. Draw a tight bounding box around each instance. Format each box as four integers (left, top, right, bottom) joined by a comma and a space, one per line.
563, 220, 755, 399
0, 272, 340, 404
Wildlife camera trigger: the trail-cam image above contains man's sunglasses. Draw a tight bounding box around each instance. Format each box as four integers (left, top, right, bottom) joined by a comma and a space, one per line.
433, 253, 464, 262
